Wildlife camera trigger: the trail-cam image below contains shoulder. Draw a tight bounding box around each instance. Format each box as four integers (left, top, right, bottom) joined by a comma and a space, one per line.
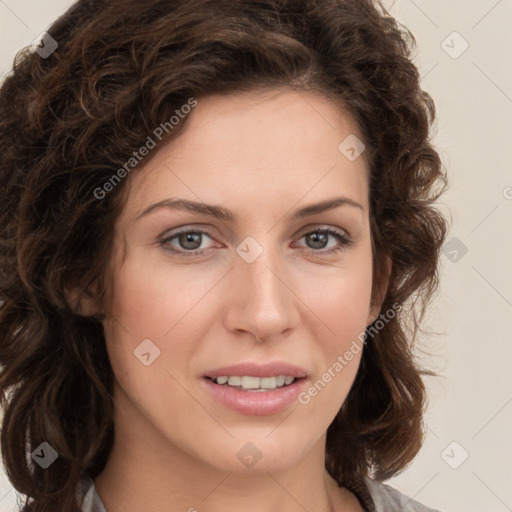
364, 477, 441, 512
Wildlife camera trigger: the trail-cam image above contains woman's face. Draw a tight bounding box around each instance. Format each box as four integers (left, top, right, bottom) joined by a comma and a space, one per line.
101, 87, 380, 474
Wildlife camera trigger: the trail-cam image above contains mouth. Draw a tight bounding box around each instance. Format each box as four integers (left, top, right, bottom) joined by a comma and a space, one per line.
201, 374, 309, 416
201, 362, 309, 414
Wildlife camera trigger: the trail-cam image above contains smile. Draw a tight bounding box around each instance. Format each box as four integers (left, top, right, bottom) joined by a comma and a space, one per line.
202, 376, 308, 415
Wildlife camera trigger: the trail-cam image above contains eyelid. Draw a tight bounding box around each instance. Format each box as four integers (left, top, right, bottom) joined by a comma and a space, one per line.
160, 223, 352, 240
295, 223, 351, 239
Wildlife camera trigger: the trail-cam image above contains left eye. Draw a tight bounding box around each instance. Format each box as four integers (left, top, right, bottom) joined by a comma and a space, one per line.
160, 227, 353, 256
294, 228, 353, 254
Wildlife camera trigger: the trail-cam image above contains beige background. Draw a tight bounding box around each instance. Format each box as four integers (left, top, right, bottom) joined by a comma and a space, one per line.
1, 1, 511, 511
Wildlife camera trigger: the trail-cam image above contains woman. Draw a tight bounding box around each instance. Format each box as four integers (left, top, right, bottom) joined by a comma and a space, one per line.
0, 0, 448, 511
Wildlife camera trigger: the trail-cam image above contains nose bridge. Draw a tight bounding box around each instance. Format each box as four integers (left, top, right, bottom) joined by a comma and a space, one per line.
227, 233, 299, 338
244, 246, 285, 302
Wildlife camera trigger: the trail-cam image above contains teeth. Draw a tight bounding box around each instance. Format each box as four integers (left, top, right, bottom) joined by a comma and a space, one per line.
212, 375, 297, 390
241, 376, 262, 389
259, 377, 276, 388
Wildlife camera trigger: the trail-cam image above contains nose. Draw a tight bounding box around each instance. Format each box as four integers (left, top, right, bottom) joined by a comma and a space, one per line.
223, 238, 301, 343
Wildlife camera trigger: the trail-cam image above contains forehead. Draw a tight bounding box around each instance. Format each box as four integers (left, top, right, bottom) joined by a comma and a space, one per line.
122, 87, 369, 220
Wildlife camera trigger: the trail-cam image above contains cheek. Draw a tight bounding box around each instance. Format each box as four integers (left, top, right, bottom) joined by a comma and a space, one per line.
102, 255, 221, 384
106, 254, 212, 337
303, 252, 374, 349
101, 260, 202, 424
299, 274, 372, 414
102, 259, 170, 376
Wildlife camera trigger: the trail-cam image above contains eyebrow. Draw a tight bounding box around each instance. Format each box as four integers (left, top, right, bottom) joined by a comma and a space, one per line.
135, 196, 364, 222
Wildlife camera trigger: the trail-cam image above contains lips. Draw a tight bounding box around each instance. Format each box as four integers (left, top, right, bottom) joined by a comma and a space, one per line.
201, 361, 309, 415
201, 375, 308, 415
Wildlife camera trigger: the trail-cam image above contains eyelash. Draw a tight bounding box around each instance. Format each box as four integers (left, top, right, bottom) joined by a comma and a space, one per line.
159, 226, 353, 257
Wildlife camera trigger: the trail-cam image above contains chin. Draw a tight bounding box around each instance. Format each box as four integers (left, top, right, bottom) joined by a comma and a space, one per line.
191, 431, 315, 474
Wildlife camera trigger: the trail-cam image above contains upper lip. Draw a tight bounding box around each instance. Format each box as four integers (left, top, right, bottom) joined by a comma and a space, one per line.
203, 362, 308, 379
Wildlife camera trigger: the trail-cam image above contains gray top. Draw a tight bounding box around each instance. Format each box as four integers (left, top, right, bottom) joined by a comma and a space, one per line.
365, 478, 441, 511
71, 474, 440, 512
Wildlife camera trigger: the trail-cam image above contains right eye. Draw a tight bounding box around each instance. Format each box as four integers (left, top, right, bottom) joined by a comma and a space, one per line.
160, 229, 219, 256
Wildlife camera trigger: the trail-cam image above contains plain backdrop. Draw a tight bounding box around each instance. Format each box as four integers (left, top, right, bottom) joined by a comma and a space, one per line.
1, 1, 511, 511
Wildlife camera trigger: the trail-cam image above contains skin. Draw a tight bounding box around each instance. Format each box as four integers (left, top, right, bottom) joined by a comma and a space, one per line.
84, 87, 390, 512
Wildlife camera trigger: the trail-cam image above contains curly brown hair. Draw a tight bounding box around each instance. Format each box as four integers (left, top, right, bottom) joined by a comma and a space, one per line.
0, 0, 448, 510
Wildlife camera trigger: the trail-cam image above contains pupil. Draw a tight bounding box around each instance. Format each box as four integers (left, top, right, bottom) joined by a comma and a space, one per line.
180, 232, 201, 249
307, 232, 327, 249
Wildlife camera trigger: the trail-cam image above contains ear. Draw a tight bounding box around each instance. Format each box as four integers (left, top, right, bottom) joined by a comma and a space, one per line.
65, 281, 101, 317
366, 254, 392, 326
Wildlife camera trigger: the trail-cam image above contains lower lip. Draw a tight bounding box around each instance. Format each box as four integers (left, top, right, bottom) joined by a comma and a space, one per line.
201, 377, 308, 416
